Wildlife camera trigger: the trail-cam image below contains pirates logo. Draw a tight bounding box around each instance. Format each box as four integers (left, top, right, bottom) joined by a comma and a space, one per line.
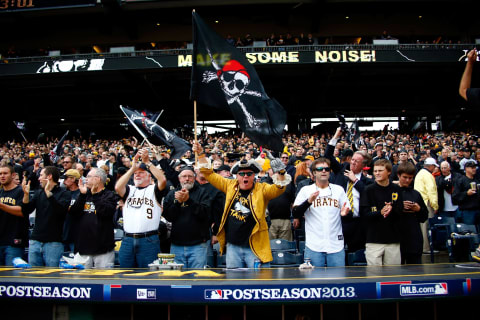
392, 192, 398, 201
202, 49, 262, 128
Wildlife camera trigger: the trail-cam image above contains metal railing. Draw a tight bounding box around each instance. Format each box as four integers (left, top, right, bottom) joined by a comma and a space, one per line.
1, 43, 475, 65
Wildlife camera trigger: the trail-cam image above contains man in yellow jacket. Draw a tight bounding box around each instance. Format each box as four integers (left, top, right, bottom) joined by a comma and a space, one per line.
193, 142, 291, 268
413, 157, 439, 254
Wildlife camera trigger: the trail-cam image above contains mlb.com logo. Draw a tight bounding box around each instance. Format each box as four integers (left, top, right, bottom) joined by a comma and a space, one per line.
205, 289, 224, 300
136, 288, 157, 300
400, 283, 448, 297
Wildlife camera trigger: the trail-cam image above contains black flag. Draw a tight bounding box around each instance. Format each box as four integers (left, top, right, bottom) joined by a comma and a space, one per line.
190, 11, 286, 151
49, 130, 69, 164
120, 106, 191, 159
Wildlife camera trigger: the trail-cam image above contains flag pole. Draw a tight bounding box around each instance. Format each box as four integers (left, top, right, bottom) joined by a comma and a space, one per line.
194, 99, 198, 166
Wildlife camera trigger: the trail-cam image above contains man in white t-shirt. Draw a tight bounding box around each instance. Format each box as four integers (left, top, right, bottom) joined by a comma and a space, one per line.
115, 148, 167, 268
293, 158, 350, 267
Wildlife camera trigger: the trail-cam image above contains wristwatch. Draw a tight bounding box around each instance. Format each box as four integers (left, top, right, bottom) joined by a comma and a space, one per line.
145, 162, 152, 169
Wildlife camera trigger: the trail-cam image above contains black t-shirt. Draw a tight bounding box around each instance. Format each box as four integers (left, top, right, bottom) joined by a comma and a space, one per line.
466, 88, 480, 106
360, 182, 403, 244
0, 185, 29, 247
226, 189, 255, 247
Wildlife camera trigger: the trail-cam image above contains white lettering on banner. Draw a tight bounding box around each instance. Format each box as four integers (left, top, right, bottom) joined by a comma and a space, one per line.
246, 52, 299, 64
204, 287, 355, 300
0, 285, 91, 299
400, 283, 448, 296
315, 50, 376, 63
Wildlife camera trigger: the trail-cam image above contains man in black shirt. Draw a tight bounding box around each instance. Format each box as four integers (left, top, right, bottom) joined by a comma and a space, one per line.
163, 167, 213, 268
397, 163, 428, 264
360, 159, 403, 266
22, 166, 71, 267
453, 161, 480, 225
0, 164, 28, 266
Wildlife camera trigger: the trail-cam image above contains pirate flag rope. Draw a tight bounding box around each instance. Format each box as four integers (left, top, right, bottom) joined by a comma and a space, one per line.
190, 10, 287, 152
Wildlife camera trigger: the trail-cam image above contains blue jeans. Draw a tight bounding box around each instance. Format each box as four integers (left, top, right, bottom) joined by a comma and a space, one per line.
170, 242, 208, 269
457, 210, 480, 225
304, 246, 345, 267
226, 243, 270, 269
0, 246, 25, 266
119, 234, 160, 268
28, 240, 64, 267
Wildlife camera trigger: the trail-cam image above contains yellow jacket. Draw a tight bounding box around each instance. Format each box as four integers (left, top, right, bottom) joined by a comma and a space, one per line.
201, 168, 287, 263
413, 168, 439, 211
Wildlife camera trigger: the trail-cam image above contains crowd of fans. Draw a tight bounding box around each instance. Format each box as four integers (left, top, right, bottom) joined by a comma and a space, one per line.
1, 125, 480, 268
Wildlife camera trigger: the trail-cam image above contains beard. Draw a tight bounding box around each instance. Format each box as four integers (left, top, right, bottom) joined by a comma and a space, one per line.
180, 181, 194, 190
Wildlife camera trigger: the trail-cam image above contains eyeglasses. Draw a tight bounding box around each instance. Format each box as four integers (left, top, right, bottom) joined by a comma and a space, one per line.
179, 175, 195, 179
314, 167, 331, 172
281, 157, 289, 159
63, 161, 71, 164
237, 171, 255, 177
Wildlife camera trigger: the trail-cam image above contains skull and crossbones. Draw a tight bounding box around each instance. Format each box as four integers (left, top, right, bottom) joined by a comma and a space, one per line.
202, 50, 261, 128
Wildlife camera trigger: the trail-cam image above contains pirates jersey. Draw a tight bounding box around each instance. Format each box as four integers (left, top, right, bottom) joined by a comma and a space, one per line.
123, 184, 162, 233
294, 183, 349, 254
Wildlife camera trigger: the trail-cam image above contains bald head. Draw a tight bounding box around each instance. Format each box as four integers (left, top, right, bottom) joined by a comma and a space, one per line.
440, 161, 451, 176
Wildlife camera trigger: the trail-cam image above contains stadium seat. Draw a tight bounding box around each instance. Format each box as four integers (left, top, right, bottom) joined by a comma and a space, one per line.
452, 223, 477, 234
347, 249, 367, 266
212, 242, 226, 268
430, 216, 455, 226
446, 223, 479, 262
427, 217, 456, 262
114, 229, 124, 241
294, 228, 305, 242
271, 251, 303, 268
270, 239, 297, 253
298, 241, 305, 255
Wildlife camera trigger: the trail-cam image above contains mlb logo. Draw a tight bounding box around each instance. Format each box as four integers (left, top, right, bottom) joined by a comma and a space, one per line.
205, 289, 223, 300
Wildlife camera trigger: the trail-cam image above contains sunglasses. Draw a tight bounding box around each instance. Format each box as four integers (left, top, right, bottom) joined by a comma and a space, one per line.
237, 171, 255, 177
314, 167, 331, 172
281, 157, 289, 159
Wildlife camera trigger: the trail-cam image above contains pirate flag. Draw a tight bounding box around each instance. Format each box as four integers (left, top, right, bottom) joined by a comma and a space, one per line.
120, 106, 191, 159
335, 111, 348, 132
49, 130, 69, 164
350, 119, 361, 149
190, 11, 286, 152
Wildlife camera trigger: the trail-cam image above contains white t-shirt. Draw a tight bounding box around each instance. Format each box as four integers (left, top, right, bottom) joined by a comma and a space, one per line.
123, 184, 162, 233
294, 183, 349, 254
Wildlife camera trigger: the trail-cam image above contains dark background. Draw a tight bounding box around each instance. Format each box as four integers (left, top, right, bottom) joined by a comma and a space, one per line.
1, 0, 479, 140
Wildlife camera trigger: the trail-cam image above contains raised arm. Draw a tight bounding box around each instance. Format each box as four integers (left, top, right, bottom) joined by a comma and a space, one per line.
459, 49, 478, 100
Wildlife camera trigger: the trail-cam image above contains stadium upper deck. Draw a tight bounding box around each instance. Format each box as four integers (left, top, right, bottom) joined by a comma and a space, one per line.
0, 0, 479, 137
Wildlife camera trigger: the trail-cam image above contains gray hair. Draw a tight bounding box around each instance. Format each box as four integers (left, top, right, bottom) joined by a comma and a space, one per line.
91, 167, 107, 185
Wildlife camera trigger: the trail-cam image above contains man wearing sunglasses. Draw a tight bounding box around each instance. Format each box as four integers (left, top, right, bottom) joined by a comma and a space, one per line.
292, 158, 350, 267
193, 142, 291, 269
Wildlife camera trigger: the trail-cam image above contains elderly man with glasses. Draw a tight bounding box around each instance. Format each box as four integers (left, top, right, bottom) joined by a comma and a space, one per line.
69, 168, 117, 268
293, 158, 350, 267
163, 166, 214, 268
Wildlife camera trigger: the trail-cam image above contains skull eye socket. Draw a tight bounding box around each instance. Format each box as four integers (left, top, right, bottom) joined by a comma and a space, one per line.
235, 80, 245, 90
222, 72, 235, 82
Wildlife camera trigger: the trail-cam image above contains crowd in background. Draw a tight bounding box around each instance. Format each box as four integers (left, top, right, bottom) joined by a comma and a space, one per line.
1, 126, 480, 267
